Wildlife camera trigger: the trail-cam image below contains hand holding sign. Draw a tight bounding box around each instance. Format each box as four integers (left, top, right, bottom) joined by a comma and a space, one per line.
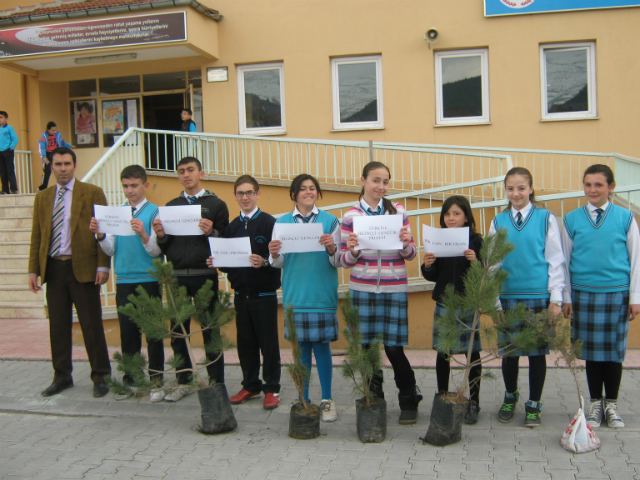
272, 223, 325, 254
352, 215, 404, 251
93, 205, 135, 236
423, 225, 469, 257
208, 237, 252, 267
157, 205, 203, 236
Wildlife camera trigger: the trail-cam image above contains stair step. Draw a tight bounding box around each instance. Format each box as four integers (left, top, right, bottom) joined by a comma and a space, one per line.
0, 268, 28, 285
0, 194, 36, 206
0, 205, 33, 217
0, 217, 33, 229
0, 300, 47, 319
0, 241, 30, 255
0, 229, 32, 242
0, 255, 29, 269
0, 285, 44, 302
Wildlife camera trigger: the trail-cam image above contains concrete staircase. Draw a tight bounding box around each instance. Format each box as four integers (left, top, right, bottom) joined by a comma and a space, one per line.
0, 193, 46, 320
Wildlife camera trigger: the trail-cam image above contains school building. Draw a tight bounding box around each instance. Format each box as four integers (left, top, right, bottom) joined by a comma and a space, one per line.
1, 0, 640, 349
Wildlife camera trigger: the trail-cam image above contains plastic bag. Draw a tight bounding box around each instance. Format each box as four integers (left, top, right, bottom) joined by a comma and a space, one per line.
560, 397, 601, 453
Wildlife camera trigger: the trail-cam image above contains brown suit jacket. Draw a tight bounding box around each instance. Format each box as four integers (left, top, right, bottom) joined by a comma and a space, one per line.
29, 179, 111, 284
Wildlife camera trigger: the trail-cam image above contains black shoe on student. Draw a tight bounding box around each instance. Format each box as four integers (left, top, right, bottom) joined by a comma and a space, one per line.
41, 381, 74, 397
498, 391, 519, 423
465, 400, 481, 425
398, 386, 423, 425
93, 383, 110, 398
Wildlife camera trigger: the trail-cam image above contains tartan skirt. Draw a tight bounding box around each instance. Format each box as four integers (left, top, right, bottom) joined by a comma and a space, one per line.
498, 297, 549, 357
351, 289, 408, 346
284, 312, 339, 343
572, 290, 630, 363
432, 303, 482, 354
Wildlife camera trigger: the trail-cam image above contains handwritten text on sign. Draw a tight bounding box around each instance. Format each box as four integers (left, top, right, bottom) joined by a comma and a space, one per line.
353, 215, 403, 251
423, 225, 469, 257
209, 237, 252, 268
273, 223, 325, 254
94, 205, 135, 236
158, 205, 203, 236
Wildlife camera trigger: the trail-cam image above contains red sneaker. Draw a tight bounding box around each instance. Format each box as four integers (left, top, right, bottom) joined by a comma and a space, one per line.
229, 389, 261, 404
263, 392, 280, 410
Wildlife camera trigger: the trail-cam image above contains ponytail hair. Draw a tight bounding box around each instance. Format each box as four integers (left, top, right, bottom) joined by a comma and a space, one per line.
504, 167, 537, 209
360, 161, 397, 215
440, 195, 478, 237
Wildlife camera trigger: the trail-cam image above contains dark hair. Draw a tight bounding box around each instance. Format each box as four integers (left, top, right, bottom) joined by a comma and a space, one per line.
234, 174, 259, 193
360, 161, 397, 215
46, 121, 57, 130
77, 102, 93, 114
440, 195, 477, 236
121, 165, 147, 183
0, 111, 7, 118
504, 166, 536, 208
177, 156, 202, 171
182, 108, 193, 116
290, 174, 322, 202
583, 164, 615, 185
51, 146, 76, 165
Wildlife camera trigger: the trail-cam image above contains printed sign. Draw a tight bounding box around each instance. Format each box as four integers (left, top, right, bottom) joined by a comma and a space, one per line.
102, 100, 124, 134
423, 225, 469, 258
209, 237, 252, 268
352, 215, 403, 251
273, 223, 325, 254
94, 205, 135, 236
485, 0, 640, 16
157, 205, 203, 236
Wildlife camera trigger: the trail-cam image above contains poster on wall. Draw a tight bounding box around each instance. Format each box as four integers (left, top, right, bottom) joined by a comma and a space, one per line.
102, 100, 125, 134
73, 99, 97, 146
484, 0, 640, 16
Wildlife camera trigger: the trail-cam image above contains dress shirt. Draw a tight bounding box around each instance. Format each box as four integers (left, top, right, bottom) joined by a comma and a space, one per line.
360, 198, 384, 214
240, 206, 259, 220
183, 189, 205, 201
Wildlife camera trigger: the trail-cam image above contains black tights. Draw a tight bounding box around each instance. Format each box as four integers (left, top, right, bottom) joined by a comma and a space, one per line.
586, 360, 623, 400
502, 355, 547, 402
436, 351, 481, 403
364, 344, 416, 392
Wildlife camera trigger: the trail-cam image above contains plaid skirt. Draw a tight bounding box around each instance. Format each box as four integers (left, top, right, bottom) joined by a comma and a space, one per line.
498, 297, 549, 357
432, 303, 482, 354
572, 290, 629, 363
351, 289, 408, 346
284, 312, 339, 343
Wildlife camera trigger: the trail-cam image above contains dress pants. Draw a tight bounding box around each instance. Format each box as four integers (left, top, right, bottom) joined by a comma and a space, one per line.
172, 275, 224, 385
39, 152, 53, 190
0, 148, 17, 193
45, 257, 111, 384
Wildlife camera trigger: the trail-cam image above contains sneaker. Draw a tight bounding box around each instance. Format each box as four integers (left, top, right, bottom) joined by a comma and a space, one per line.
605, 400, 625, 428
149, 389, 166, 403
320, 399, 338, 422
464, 400, 481, 425
113, 386, 136, 401
263, 392, 280, 410
498, 391, 519, 423
164, 386, 195, 402
586, 398, 604, 428
523, 400, 542, 428
229, 389, 261, 405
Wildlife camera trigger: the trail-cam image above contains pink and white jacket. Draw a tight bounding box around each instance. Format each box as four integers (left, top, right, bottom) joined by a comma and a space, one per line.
339, 201, 416, 293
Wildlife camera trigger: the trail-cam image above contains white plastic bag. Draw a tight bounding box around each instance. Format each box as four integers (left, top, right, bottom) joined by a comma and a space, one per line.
560, 397, 601, 453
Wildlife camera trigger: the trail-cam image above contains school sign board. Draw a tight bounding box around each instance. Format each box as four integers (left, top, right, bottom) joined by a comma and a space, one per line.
484, 0, 640, 16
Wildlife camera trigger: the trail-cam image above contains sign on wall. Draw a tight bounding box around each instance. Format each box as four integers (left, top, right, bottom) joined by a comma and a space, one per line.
0, 12, 186, 58
485, 0, 640, 16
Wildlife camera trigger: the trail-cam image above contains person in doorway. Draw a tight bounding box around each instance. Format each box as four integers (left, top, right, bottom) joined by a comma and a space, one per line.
181, 108, 197, 132
38, 121, 74, 191
0, 110, 19, 195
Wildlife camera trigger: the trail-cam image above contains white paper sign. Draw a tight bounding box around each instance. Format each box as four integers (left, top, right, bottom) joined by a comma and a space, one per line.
423, 225, 469, 257
273, 223, 325, 254
94, 205, 135, 236
208, 237, 252, 267
158, 205, 203, 236
353, 215, 403, 251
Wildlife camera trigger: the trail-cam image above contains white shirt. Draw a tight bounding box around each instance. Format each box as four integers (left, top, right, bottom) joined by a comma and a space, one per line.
561, 201, 640, 304
184, 189, 205, 202
240, 206, 259, 221
269, 205, 341, 268
488, 202, 565, 303
360, 198, 384, 214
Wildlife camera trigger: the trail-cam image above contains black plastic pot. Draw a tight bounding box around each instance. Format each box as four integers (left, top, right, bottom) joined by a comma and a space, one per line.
422, 392, 468, 446
356, 397, 387, 443
196, 384, 237, 435
289, 402, 321, 439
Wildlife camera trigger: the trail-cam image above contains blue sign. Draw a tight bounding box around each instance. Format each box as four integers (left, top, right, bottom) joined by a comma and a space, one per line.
485, 0, 640, 16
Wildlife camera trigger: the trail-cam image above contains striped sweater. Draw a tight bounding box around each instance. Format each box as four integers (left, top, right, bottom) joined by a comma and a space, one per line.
339, 202, 416, 293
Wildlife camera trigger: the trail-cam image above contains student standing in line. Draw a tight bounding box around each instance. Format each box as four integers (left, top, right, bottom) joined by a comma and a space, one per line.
562, 164, 640, 429
208, 175, 282, 410
422, 196, 483, 424
0, 110, 19, 195
38, 121, 74, 191
489, 167, 565, 428
268, 174, 341, 422
89, 165, 165, 401
340, 162, 422, 425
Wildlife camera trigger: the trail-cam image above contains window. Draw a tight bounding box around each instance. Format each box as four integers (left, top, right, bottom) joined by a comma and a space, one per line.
143, 71, 187, 92
237, 63, 285, 135
435, 49, 490, 126
99, 75, 140, 95
540, 42, 597, 121
331, 55, 383, 131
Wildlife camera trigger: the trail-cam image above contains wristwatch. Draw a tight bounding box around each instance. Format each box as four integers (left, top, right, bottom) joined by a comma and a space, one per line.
263, 258, 269, 268
551, 301, 562, 307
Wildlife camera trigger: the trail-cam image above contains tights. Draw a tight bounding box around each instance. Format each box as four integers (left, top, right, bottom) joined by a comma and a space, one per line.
585, 360, 623, 400
502, 355, 547, 402
364, 344, 416, 392
300, 341, 333, 401
436, 351, 481, 403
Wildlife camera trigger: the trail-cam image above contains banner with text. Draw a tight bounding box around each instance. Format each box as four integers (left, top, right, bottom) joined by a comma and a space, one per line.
353, 215, 403, 251
209, 237, 252, 268
273, 223, 325, 254
423, 225, 469, 257
484, 0, 640, 17
94, 205, 135, 236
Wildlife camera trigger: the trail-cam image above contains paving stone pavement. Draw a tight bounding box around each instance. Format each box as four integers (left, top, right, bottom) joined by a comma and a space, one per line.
2, 360, 640, 480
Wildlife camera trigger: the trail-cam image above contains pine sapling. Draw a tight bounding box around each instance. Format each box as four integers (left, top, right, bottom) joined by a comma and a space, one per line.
284, 304, 312, 411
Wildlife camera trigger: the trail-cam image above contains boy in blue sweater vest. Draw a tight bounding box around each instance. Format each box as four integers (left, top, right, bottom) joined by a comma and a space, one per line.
90, 165, 165, 401
0, 111, 19, 195
208, 175, 282, 409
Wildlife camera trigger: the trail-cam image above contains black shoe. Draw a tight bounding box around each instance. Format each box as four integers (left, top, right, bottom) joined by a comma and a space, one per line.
41, 381, 74, 397
0, 192, 6, 195
464, 400, 481, 425
523, 400, 542, 428
398, 386, 423, 425
9, 191, 18, 194
498, 391, 519, 423
93, 382, 109, 398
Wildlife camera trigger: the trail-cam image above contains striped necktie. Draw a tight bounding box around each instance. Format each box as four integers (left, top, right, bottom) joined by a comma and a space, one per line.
131, 206, 137, 216
368, 206, 383, 216
188, 195, 197, 204
595, 208, 604, 224
296, 214, 310, 223
516, 212, 523, 227
242, 215, 249, 229
49, 187, 67, 256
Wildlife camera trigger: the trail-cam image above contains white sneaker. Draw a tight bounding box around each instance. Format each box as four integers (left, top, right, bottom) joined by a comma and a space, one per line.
586, 399, 603, 428
164, 386, 195, 403
605, 400, 625, 428
320, 399, 338, 422
150, 389, 166, 403
113, 386, 136, 401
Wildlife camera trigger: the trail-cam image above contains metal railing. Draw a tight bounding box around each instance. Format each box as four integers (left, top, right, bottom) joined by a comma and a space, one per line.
15, 150, 33, 194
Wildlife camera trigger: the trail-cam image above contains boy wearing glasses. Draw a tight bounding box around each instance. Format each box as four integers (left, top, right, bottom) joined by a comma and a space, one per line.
208, 175, 282, 409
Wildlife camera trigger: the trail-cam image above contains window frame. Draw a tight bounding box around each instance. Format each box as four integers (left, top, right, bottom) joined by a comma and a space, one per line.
434, 48, 490, 126
540, 42, 597, 121
237, 62, 286, 136
331, 55, 384, 131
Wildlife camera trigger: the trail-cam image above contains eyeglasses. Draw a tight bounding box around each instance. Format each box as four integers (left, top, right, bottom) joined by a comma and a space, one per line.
235, 190, 256, 198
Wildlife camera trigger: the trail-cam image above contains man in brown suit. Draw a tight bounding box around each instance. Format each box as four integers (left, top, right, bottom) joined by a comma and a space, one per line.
28, 147, 112, 397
